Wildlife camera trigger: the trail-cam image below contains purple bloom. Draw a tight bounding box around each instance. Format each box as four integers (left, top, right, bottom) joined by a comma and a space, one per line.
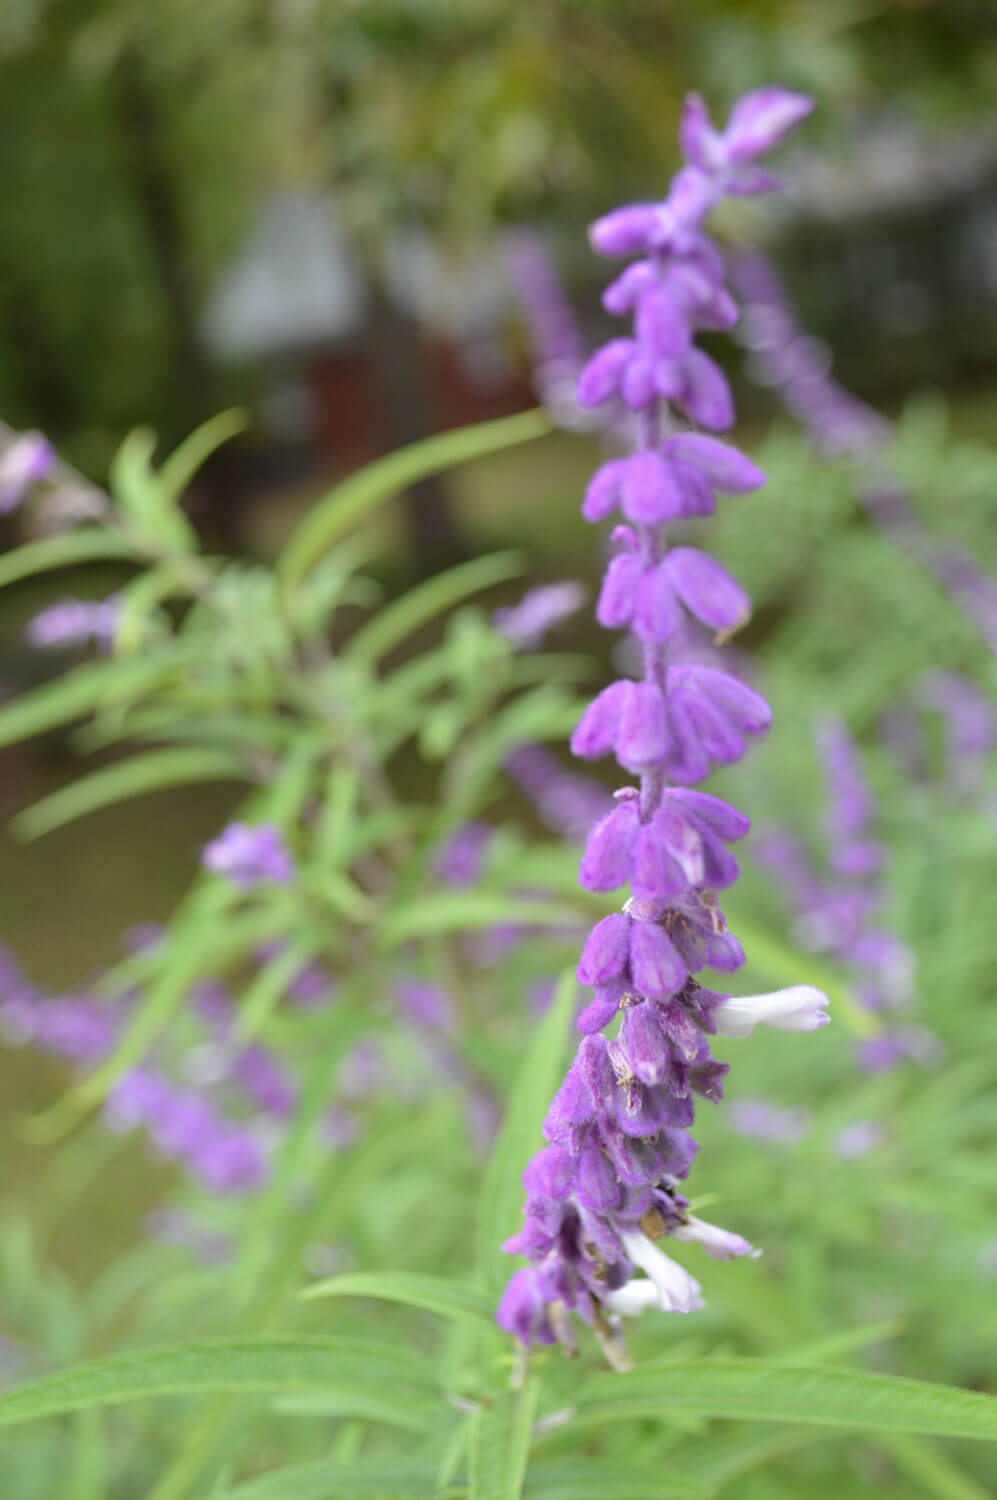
192, 982, 299, 1118
493, 582, 586, 650
762, 720, 926, 1075
435, 822, 495, 887
0, 431, 54, 513
105, 1067, 268, 1193
728, 1096, 811, 1145
505, 745, 612, 841
498, 86, 821, 1361
732, 252, 997, 653
834, 1120, 887, 1158
26, 595, 120, 652
505, 233, 596, 430
202, 822, 294, 889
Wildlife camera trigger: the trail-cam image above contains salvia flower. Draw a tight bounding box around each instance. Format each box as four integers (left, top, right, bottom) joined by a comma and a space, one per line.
505, 232, 600, 431
497, 86, 823, 1365
732, 252, 997, 652
202, 822, 294, 889
758, 718, 934, 1074
493, 581, 586, 650
0, 430, 55, 513
26, 595, 120, 652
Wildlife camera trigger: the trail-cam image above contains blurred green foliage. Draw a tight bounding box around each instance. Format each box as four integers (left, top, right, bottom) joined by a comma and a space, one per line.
2, 1, 997, 466
0, 395, 996, 1494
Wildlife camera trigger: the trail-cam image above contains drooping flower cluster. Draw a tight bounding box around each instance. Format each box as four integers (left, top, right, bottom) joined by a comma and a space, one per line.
497, 87, 828, 1362
757, 718, 939, 1075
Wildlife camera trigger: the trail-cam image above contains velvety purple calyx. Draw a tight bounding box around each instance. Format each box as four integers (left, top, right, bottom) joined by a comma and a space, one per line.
666, 667, 772, 780
665, 549, 750, 636
630, 790, 747, 904
571, 679, 670, 774
580, 794, 640, 892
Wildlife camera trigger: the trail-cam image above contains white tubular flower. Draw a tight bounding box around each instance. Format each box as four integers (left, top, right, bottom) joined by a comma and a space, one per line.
619, 1230, 705, 1314
711, 984, 830, 1039
671, 1215, 761, 1262
601, 1279, 662, 1317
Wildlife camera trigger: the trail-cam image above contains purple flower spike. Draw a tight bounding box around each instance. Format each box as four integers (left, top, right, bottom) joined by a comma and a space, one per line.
202, 822, 294, 890
498, 83, 820, 1362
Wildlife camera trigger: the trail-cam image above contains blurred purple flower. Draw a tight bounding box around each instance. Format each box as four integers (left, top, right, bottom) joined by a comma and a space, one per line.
0, 431, 54, 513
202, 823, 293, 889
26, 595, 120, 652
493, 582, 586, 650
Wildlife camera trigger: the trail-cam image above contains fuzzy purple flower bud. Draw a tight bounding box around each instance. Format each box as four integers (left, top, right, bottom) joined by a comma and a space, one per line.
202, 822, 294, 890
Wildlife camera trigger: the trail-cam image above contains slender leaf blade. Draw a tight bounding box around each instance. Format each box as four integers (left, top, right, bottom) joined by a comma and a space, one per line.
12, 748, 245, 841
0, 528, 135, 589
0, 1338, 442, 1429
575, 1361, 997, 1442
278, 408, 551, 584
300, 1270, 495, 1327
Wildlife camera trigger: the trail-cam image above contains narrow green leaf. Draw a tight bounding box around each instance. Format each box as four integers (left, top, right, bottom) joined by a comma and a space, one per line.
234, 940, 320, 1043
0, 528, 135, 589
575, 1361, 997, 1442
109, 426, 198, 552
115, 558, 211, 651
378, 894, 582, 951
12, 748, 244, 841
271, 1390, 440, 1432
346, 551, 525, 667
278, 408, 551, 584
523, 1461, 710, 1499
192, 1458, 438, 1500
476, 970, 576, 1302
470, 1379, 541, 1500
0, 1338, 441, 1429
878, 1433, 992, 1500
670, 1428, 820, 1493
301, 1270, 495, 1327
0, 651, 194, 748
773, 1322, 902, 1366
157, 410, 248, 507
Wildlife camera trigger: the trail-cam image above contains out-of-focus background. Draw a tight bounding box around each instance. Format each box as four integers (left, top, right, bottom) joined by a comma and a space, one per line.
3, 0, 997, 1401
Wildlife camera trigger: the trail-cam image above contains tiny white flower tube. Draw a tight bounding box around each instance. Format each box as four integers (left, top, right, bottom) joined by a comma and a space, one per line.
619, 1230, 705, 1313
711, 984, 830, 1039
601, 1279, 662, 1317
671, 1214, 761, 1261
